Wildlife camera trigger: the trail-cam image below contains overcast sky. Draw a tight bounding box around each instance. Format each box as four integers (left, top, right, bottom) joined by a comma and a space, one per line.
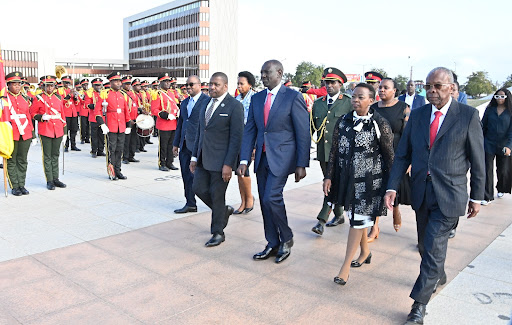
1, 0, 510, 84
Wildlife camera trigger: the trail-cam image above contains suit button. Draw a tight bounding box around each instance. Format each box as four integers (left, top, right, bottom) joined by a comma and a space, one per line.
325, 130, 328, 133
327, 121, 329, 123
325, 140, 328, 143
328, 111, 331, 114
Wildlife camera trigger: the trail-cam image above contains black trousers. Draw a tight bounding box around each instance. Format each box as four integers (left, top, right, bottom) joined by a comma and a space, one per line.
158, 130, 175, 167
80, 116, 90, 141
123, 127, 137, 160
484, 151, 512, 200
193, 166, 230, 235
138, 136, 146, 150
410, 180, 458, 305
179, 145, 196, 207
90, 122, 105, 154
106, 132, 125, 175
65, 116, 79, 148
256, 153, 293, 248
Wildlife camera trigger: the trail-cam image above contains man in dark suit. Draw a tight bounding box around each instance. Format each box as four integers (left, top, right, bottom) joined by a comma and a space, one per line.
398, 80, 426, 110
173, 75, 209, 214
237, 60, 310, 263
384, 67, 485, 324
190, 72, 244, 247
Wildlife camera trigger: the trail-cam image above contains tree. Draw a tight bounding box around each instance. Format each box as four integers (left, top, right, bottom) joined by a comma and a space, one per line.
283, 73, 294, 85
503, 74, 512, 89
292, 61, 325, 87
394, 74, 409, 92
254, 75, 263, 90
465, 71, 496, 98
369, 68, 388, 79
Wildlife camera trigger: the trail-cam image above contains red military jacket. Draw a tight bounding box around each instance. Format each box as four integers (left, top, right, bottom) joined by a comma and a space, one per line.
30, 92, 66, 138
78, 90, 89, 117
85, 89, 102, 123
59, 88, 79, 118
124, 90, 139, 120
93, 89, 130, 133
1, 91, 34, 141
151, 89, 178, 131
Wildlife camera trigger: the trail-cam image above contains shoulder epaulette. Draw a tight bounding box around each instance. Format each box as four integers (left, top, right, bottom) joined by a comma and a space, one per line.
54, 93, 62, 100
151, 90, 160, 101
86, 88, 94, 97
100, 89, 110, 100
342, 92, 352, 99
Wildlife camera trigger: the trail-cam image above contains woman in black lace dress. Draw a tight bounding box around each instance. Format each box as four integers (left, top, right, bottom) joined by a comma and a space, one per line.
323, 83, 394, 285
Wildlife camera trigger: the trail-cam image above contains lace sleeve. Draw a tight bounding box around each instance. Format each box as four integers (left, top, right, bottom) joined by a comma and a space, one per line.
376, 115, 394, 172
325, 117, 342, 180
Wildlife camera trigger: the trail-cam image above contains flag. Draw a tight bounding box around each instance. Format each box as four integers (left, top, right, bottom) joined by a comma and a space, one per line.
0, 46, 6, 99
0, 46, 14, 159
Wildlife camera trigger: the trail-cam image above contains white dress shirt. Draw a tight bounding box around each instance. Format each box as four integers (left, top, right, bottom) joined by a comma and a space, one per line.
327, 91, 340, 105
430, 97, 452, 133
405, 93, 415, 107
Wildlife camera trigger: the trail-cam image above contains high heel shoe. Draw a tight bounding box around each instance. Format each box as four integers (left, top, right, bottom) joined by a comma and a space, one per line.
243, 196, 255, 214
351, 252, 372, 267
367, 227, 380, 243
233, 207, 245, 215
334, 275, 349, 285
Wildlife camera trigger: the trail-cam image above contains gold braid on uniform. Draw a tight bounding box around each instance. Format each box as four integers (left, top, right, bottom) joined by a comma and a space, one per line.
309, 110, 327, 144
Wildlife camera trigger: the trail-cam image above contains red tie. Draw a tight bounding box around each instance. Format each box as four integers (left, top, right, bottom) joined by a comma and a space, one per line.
430, 111, 442, 148
264, 92, 272, 126
263, 92, 272, 151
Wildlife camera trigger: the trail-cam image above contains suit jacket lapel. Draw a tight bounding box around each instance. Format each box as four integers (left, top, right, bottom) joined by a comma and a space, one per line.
434, 100, 459, 144
206, 94, 230, 127
422, 104, 432, 147
266, 86, 285, 129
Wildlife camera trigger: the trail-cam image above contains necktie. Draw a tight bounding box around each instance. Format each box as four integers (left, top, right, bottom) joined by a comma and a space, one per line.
205, 98, 217, 125
264, 92, 272, 126
328, 98, 333, 110
430, 110, 442, 148
187, 97, 195, 117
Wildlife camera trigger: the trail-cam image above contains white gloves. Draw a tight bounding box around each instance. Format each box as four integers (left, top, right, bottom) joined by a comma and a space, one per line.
168, 114, 176, 120
125, 127, 132, 135
100, 124, 109, 135
42, 113, 51, 121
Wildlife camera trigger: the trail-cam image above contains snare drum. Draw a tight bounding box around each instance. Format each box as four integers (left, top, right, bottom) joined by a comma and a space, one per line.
135, 114, 155, 137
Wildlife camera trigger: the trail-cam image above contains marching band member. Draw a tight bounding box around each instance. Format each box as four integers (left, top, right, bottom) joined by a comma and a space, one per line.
120, 76, 139, 164
30, 75, 67, 190
60, 75, 81, 152
85, 78, 105, 158
1, 72, 34, 196
94, 71, 131, 180
151, 73, 179, 171
132, 78, 151, 151
78, 78, 90, 144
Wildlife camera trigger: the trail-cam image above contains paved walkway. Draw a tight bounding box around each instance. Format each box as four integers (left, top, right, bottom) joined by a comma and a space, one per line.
1, 100, 511, 324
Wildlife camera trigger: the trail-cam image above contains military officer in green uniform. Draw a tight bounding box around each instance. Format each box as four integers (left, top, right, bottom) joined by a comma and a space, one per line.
311, 67, 353, 235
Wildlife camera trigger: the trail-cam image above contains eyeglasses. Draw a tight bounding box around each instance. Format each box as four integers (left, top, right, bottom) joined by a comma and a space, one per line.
494, 95, 507, 99
424, 83, 452, 90
186, 82, 199, 87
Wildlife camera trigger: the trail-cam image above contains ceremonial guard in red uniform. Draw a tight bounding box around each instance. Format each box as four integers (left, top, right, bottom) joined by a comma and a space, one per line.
94, 71, 131, 180
85, 78, 104, 157
151, 73, 179, 171
201, 82, 209, 95
1, 72, 34, 196
60, 75, 81, 151
120, 76, 139, 164
30, 75, 67, 190
78, 78, 90, 144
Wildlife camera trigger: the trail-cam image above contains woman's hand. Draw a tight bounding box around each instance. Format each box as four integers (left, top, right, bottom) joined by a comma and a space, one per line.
323, 179, 331, 197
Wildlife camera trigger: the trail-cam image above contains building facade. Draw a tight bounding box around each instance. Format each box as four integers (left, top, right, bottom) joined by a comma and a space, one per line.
124, 0, 238, 86
1, 49, 39, 83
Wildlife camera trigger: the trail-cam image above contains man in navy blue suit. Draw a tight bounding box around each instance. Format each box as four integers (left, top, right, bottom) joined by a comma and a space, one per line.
237, 60, 310, 263
398, 80, 426, 110
173, 75, 210, 214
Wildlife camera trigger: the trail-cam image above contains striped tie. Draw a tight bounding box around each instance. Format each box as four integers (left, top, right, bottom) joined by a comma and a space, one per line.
205, 98, 217, 125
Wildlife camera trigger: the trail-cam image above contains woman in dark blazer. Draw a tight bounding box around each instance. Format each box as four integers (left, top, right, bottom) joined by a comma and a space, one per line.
482, 88, 512, 204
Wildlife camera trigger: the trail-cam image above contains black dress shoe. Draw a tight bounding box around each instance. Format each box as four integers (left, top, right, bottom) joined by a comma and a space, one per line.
311, 221, 325, 235
253, 245, 279, 260
159, 166, 169, 171
19, 187, 29, 195
334, 276, 348, 285
85, 140, 90, 143
116, 173, 127, 180
275, 239, 294, 263
91, 152, 97, 158
53, 179, 67, 188
97, 152, 106, 156
128, 158, 139, 162
225, 205, 234, 225
71, 147, 81, 151
326, 215, 345, 227
140, 148, 147, 152
433, 272, 447, 293
47, 181, 55, 190
405, 301, 426, 324
174, 206, 197, 213
243, 196, 255, 213
351, 252, 372, 267
448, 228, 456, 239
205, 233, 225, 247
122, 159, 130, 164
233, 208, 245, 215
135, 149, 140, 153
146, 140, 153, 144
80, 140, 85, 144
11, 188, 22, 196
64, 147, 69, 152
168, 164, 178, 170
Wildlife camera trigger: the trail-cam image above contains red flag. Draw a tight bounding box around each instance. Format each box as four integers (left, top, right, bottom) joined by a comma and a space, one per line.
0, 46, 6, 99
